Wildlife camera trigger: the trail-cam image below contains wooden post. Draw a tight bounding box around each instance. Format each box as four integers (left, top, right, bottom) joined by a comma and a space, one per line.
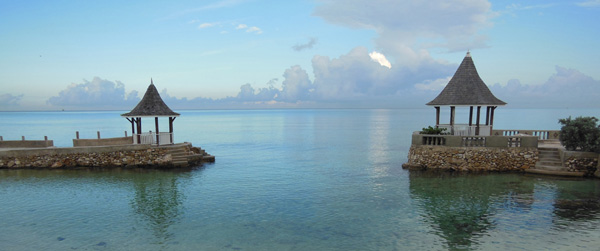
76, 131, 79, 139
0, 136, 3, 141
476, 106, 481, 136
435, 107, 440, 127
469, 106, 473, 126
97, 131, 101, 139
490, 106, 496, 133
136, 117, 142, 144
155, 117, 160, 145
485, 106, 491, 125
22, 136, 25, 141
169, 117, 175, 144
450, 106, 455, 135
124, 131, 127, 137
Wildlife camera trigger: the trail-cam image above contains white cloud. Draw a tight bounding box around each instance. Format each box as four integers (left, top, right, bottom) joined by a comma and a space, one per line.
314, 0, 493, 58
246, 26, 262, 34
46, 77, 139, 109
235, 24, 262, 34
280, 65, 313, 102
577, 0, 600, 7
369, 51, 392, 68
198, 22, 217, 29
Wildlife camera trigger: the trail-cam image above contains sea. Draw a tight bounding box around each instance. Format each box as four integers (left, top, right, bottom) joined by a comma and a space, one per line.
1, 108, 599, 250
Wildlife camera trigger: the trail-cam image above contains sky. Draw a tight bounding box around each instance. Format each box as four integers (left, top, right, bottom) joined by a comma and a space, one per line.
1, 0, 599, 111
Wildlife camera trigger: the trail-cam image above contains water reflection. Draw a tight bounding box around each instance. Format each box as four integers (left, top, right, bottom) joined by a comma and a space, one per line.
552, 179, 600, 222
409, 171, 535, 250
409, 171, 600, 250
130, 169, 193, 244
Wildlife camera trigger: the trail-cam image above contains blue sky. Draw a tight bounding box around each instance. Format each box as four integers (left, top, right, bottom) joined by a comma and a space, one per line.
1, 0, 599, 110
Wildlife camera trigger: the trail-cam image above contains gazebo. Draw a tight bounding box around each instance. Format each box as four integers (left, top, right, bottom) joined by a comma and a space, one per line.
426, 52, 506, 136
121, 79, 180, 145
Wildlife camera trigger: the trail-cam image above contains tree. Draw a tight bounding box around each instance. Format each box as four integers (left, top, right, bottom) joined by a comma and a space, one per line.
558, 116, 600, 152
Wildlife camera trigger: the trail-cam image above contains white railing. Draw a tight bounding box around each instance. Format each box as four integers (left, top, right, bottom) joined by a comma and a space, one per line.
438, 124, 491, 136
492, 130, 560, 140
133, 132, 173, 145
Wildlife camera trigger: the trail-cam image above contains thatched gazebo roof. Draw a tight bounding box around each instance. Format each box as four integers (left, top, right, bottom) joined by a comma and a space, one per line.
121, 80, 180, 117
427, 52, 506, 106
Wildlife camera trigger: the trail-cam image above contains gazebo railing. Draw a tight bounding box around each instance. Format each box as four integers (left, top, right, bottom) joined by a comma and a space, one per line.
491, 130, 560, 140
438, 124, 491, 136
133, 132, 174, 145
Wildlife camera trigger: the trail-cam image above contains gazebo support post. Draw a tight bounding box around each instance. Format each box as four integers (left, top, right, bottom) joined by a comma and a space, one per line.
469, 106, 473, 126
485, 106, 491, 125
476, 106, 481, 135
169, 117, 176, 144
450, 106, 455, 134
136, 118, 142, 144
490, 106, 496, 133
155, 117, 160, 145
435, 107, 440, 128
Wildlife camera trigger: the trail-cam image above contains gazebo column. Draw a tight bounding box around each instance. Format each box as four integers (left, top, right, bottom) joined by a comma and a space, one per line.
136, 117, 142, 144
435, 107, 440, 127
490, 106, 497, 132
469, 106, 473, 126
450, 106, 455, 134
485, 106, 491, 125
155, 117, 160, 145
476, 106, 481, 135
169, 117, 176, 144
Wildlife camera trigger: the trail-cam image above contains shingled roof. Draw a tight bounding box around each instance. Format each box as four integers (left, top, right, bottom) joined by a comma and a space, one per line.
121, 80, 180, 117
426, 52, 506, 106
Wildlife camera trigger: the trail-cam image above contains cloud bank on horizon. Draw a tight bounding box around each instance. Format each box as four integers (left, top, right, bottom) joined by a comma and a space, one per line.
1, 0, 599, 110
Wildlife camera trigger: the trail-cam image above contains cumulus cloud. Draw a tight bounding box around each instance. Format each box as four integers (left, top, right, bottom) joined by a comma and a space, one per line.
47, 77, 139, 109
314, 0, 493, 63
489, 66, 600, 108
0, 93, 24, 107
292, 37, 318, 51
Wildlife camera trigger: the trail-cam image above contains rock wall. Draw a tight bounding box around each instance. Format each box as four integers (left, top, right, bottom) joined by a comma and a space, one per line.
403, 145, 538, 172
0, 147, 171, 169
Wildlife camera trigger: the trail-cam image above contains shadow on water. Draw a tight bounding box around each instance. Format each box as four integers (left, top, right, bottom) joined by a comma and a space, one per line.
408, 170, 600, 250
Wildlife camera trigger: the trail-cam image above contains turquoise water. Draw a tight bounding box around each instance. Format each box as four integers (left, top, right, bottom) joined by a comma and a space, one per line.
1, 109, 599, 250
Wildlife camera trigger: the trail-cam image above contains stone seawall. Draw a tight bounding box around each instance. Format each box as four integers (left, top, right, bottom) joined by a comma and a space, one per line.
0, 143, 209, 169
403, 145, 538, 172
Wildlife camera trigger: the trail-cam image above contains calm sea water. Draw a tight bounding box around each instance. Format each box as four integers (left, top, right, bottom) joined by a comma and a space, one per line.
1, 108, 599, 250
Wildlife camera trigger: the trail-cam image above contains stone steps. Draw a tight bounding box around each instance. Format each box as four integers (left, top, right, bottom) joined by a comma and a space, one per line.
167, 145, 190, 167
533, 147, 569, 173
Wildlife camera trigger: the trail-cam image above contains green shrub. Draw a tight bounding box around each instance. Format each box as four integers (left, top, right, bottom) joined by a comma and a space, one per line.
420, 126, 448, 135
558, 116, 600, 152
